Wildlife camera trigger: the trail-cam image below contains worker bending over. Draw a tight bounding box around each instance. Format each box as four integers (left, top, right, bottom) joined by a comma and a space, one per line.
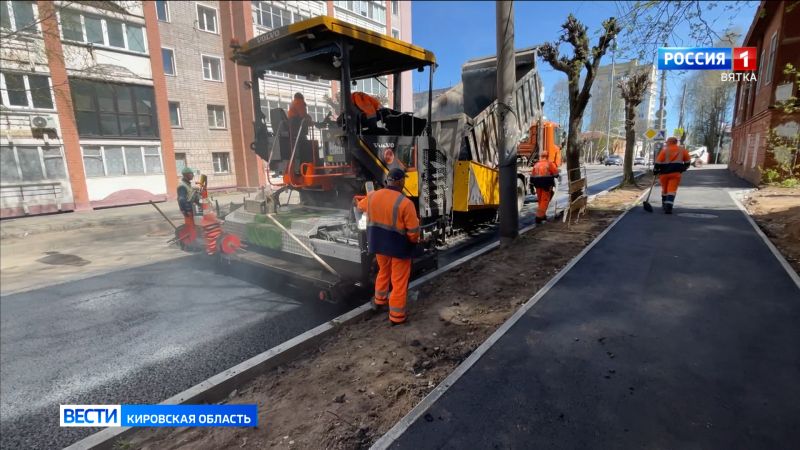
352, 91, 383, 132
357, 168, 420, 325
653, 137, 691, 214
530, 152, 561, 224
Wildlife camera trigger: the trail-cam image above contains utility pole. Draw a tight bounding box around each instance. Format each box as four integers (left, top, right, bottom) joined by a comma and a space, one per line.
678, 83, 686, 143
654, 41, 668, 163
496, 0, 518, 243
604, 38, 617, 159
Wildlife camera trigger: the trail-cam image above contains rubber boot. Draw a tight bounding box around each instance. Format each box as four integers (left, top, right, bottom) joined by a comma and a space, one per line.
535, 216, 545, 224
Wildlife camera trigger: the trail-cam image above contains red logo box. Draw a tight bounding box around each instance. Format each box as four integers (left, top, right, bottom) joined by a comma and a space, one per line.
733, 47, 758, 71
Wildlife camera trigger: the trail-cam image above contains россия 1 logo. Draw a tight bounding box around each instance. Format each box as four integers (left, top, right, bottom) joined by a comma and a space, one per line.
658, 47, 758, 82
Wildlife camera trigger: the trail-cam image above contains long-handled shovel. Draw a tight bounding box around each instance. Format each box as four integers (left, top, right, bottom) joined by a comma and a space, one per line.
642, 176, 657, 213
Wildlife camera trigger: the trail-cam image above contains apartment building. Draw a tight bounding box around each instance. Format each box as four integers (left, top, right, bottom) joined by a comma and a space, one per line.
0, 0, 412, 218
586, 61, 658, 142
729, 0, 799, 185
1, 1, 175, 217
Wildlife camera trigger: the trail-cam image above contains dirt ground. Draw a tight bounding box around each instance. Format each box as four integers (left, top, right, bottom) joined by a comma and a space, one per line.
125, 183, 647, 450
743, 186, 800, 274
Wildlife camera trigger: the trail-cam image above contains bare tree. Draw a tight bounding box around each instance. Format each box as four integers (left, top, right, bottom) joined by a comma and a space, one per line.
545, 79, 569, 130
614, 1, 754, 60
540, 14, 620, 199
617, 70, 652, 186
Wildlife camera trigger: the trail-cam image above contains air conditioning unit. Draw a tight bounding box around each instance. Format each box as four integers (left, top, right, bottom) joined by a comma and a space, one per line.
30, 115, 57, 130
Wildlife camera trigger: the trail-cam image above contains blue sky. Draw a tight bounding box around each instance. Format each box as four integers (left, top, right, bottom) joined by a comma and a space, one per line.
411, 0, 760, 134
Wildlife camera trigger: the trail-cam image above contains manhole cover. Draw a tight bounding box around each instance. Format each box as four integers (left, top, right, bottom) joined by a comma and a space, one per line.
677, 213, 718, 219
37, 251, 91, 266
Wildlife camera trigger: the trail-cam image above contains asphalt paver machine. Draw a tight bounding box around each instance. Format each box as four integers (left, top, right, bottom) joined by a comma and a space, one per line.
226, 17, 446, 301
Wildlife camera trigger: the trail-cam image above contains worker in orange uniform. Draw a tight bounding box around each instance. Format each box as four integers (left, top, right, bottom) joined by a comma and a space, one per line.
357, 168, 420, 325
287, 92, 311, 140
653, 137, 691, 214
530, 152, 561, 224
352, 91, 383, 132
176, 167, 201, 246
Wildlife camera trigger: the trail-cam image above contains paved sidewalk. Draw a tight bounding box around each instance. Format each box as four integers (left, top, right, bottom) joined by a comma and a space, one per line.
0, 191, 253, 239
384, 168, 800, 449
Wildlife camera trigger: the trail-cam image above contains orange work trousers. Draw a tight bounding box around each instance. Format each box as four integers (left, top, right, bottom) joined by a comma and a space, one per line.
659, 172, 682, 196
535, 187, 553, 219
374, 254, 411, 323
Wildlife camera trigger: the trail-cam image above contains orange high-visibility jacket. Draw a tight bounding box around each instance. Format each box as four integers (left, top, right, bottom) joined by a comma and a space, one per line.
357, 187, 420, 259
287, 98, 308, 119
530, 159, 559, 189
655, 145, 691, 174
352, 92, 381, 119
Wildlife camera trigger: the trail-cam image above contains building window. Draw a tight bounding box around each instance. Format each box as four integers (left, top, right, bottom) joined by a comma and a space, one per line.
82, 145, 163, 177
168, 102, 181, 128
392, 0, 399, 15
391, 29, 399, 39
207, 105, 226, 129
212, 152, 230, 173
162, 48, 176, 76
353, 76, 388, 97
196, 4, 218, 33
750, 133, 759, 168
756, 48, 766, 90
0, 1, 38, 34
174, 152, 187, 173
70, 79, 159, 138
202, 55, 222, 81
765, 32, 777, 85
334, 0, 385, 23
0, 145, 66, 183
156, 0, 170, 22
59, 9, 147, 53
0, 72, 54, 109
252, 2, 305, 29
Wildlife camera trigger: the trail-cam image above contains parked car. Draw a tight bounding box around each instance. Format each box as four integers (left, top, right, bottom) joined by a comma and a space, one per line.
604, 155, 623, 166
634, 157, 645, 166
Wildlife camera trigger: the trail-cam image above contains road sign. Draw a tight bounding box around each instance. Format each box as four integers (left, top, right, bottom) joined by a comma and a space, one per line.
654, 130, 666, 141
644, 128, 657, 140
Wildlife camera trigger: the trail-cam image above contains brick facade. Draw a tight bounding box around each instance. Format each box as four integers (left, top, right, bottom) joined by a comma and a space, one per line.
157, 1, 237, 190
729, 1, 800, 185
38, 0, 91, 212
221, 0, 262, 189
143, 1, 178, 199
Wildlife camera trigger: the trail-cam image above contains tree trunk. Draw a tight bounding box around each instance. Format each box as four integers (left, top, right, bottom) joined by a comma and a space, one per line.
621, 103, 636, 186
566, 114, 584, 199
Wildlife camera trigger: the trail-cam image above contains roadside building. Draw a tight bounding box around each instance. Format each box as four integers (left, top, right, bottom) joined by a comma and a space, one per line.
0, 0, 412, 218
729, 0, 799, 185
587, 61, 658, 143
1, 1, 175, 217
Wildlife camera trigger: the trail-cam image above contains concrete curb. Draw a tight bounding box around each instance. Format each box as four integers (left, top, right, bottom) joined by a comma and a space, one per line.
371, 187, 649, 449
66, 179, 639, 450
729, 190, 800, 289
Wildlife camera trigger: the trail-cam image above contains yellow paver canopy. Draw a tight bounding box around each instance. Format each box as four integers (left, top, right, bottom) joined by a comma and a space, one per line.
234, 16, 436, 80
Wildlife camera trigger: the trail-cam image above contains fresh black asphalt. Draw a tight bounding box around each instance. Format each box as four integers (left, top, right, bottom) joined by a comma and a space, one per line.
0, 166, 628, 449
390, 168, 800, 449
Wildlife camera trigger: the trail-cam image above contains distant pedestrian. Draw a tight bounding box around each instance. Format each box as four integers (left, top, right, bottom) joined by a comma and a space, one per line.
653, 137, 691, 214
357, 168, 420, 325
530, 151, 561, 224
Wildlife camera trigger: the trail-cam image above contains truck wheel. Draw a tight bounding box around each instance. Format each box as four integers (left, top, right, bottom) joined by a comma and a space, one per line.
517, 178, 526, 212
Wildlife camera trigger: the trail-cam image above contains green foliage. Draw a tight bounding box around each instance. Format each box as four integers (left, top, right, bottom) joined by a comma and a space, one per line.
780, 178, 799, 188
762, 168, 781, 184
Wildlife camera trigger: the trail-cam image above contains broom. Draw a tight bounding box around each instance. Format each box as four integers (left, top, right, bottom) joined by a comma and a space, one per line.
642, 175, 657, 213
